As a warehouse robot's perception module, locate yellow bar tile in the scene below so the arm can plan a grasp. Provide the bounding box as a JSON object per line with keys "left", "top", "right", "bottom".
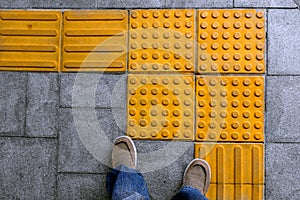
{"left": 127, "top": 74, "right": 194, "bottom": 140}
{"left": 197, "top": 10, "right": 265, "bottom": 74}
{"left": 0, "top": 10, "right": 61, "bottom": 72}
{"left": 62, "top": 10, "right": 128, "bottom": 72}
{"left": 206, "top": 184, "right": 264, "bottom": 200}
{"left": 129, "top": 9, "right": 195, "bottom": 73}
{"left": 195, "top": 143, "right": 264, "bottom": 184}
{"left": 196, "top": 76, "right": 264, "bottom": 142}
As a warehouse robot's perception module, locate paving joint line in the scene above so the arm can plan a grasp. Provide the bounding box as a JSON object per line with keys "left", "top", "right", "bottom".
{"left": 265, "top": 141, "right": 300, "bottom": 144}
{"left": 4, "top": 7, "right": 299, "bottom": 10}
{"left": 55, "top": 72, "right": 62, "bottom": 200}
{"left": 0, "top": 135, "right": 58, "bottom": 139}
{"left": 59, "top": 106, "right": 126, "bottom": 109}
{"left": 24, "top": 72, "right": 29, "bottom": 137}
{"left": 266, "top": 74, "right": 300, "bottom": 76}
{"left": 57, "top": 171, "right": 108, "bottom": 175}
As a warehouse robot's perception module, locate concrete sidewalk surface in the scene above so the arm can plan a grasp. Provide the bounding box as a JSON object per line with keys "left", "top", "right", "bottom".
{"left": 0, "top": 1, "right": 300, "bottom": 199}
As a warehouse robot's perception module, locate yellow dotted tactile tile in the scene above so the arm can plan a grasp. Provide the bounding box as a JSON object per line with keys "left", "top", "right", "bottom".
{"left": 127, "top": 75, "right": 194, "bottom": 140}
{"left": 195, "top": 143, "right": 264, "bottom": 199}
{"left": 196, "top": 76, "right": 264, "bottom": 142}
{"left": 62, "top": 10, "right": 127, "bottom": 72}
{"left": 197, "top": 10, "right": 265, "bottom": 74}
{"left": 0, "top": 11, "right": 61, "bottom": 72}
{"left": 129, "top": 10, "right": 195, "bottom": 73}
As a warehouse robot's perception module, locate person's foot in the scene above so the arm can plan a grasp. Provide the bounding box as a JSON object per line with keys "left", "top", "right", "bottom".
{"left": 183, "top": 158, "right": 211, "bottom": 195}
{"left": 112, "top": 136, "right": 137, "bottom": 169}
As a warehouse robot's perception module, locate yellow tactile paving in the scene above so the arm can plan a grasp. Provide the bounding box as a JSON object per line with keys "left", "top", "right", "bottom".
{"left": 197, "top": 10, "right": 265, "bottom": 74}
{"left": 0, "top": 11, "right": 61, "bottom": 71}
{"left": 207, "top": 184, "right": 264, "bottom": 200}
{"left": 129, "top": 9, "right": 195, "bottom": 73}
{"left": 0, "top": 9, "right": 266, "bottom": 199}
{"left": 62, "top": 10, "right": 127, "bottom": 72}
{"left": 127, "top": 74, "right": 194, "bottom": 140}
{"left": 196, "top": 76, "right": 264, "bottom": 142}
{"left": 195, "top": 143, "right": 264, "bottom": 184}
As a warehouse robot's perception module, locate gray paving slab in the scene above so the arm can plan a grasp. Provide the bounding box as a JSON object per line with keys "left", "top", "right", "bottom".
{"left": 266, "top": 76, "right": 300, "bottom": 142}
{"left": 58, "top": 108, "right": 125, "bottom": 173}
{"left": 0, "top": 0, "right": 29, "bottom": 8}
{"left": 165, "top": 0, "right": 233, "bottom": 8}
{"left": 26, "top": 73, "right": 58, "bottom": 138}
{"left": 58, "top": 139, "right": 193, "bottom": 199}
{"left": 265, "top": 143, "right": 300, "bottom": 200}
{"left": 235, "top": 0, "right": 297, "bottom": 7}
{"left": 60, "top": 73, "right": 126, "bottom": 108}
{"left": 268, "top": 9, "right": 300, "bottom": 75}
{"left": 293, "top": 0, "right": 300, "bottom": 7}
{"left": 29, "top": 0, "right": 96, "bottom": 8}
{"left": 97, "top": 0, "right": 165, "bottom": 8}
{"left": 0, "top": 72, "right": 26, "bottom": 136}
{"left": 0, "top": 138, "right": 57, "bottom": 199}
{"left": 58, "top": 173, "right": 108, "bottom": 200}
{"left": 134, "top": 140, "right": 194, "bottom": 199}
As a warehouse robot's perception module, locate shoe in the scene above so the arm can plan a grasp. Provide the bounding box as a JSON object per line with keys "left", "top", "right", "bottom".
{"left": 183, "top": 158, "right": 211, "bottom": 195}
{"left": 112, "top": 136, "right": 137, "bottom": 169}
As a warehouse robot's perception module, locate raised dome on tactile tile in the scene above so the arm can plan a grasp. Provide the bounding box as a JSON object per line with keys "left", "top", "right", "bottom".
{"left": 196, "top": 76, "right": 264, "bottom": 142}
{"left": 127, "top": 75, "right": 194, "bottom": 140}
{"left": 129, "top": 9, "right": 195, "bottom": 73}
{"left": 197, "top": 10, "right": 265, "bottom": 74}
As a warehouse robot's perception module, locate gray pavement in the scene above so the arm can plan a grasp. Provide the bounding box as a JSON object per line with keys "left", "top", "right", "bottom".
{"left": 268, "top": 9, "right": 300, "bottom": 75}
{"left": 0, "top": 138, "right": 57, "bottom": 199}
{"left": 235, "top": 0, "right": 297, "bottom": 8}
{"left": 0, "top": 72, "right": 26, "bottom": 136}
{"left": 26, "top": 73, "right": 59, "bottom": 138}
{"left": 0, "top": 1, "right": 300, "bottom": 199}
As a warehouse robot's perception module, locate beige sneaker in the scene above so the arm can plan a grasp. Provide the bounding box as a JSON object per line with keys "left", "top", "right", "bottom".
{"left": 183, "top": 158, "right": 211, "bottom": 195}
{"left": 112, "top": 136, "right": 137, "bottom": 169}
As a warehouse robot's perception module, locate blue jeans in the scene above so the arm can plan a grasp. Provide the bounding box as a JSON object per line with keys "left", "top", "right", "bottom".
{"left": 106, "top": 165, "right": 208, "bottom": 200}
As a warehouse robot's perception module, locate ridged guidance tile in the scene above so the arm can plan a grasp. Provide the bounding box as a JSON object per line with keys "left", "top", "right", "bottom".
{"left": 62, "top": 10, "right": 128, "bottom": 72}
{"left": 207, "top": 184, "right": 264, "bottom": 200}
{"left": 0, "top": 11, "right": 61, "bottom": 72}
{"left": 195, "top": 143, "right": 264, "bottom": 184}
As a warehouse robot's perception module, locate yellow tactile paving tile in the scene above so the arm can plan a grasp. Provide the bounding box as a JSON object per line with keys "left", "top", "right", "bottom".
{"left": 62, "top": 10, "right": 127, "bottom": 72}
{"left": 207, "top": 184, "right": 264, "bottom": 200}
{"left": 196, "top": 76, "right": 264, "bottom": 142}
{"left": 127, "top": 74, "right": 194, "bottom": 140}
{"left": 195, "top": 143, "right": 264, "bottom": 184}
{"left": 129, "top": 9, "right": 195, "bottom": 73}
{"left": 197, "top": 10, "right": 265, "bottom": 74}
{"left": 0, "top": 10, "right": 61, "bottom": 72}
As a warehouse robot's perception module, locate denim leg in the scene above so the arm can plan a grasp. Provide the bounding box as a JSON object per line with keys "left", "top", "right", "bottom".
{"left": 106, "top": 165, "right": 150, "bottom": 200}
{"left": 171, "top": 186, "right": 208, "bottom": 200}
